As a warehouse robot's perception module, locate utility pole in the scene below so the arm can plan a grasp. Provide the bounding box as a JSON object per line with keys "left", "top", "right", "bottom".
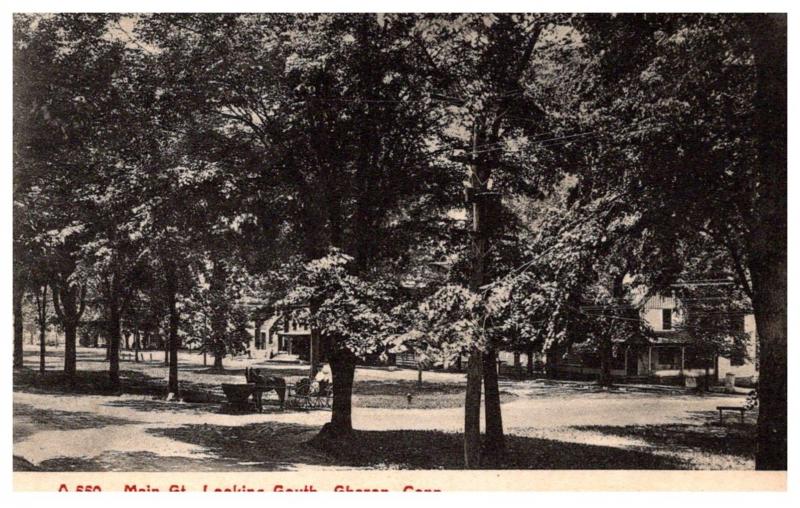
{"left": 463, "top": 127, "right": 503, "bottom": 467}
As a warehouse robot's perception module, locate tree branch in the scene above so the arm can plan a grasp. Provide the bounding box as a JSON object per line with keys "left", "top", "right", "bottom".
{"left": 77, "top": 285, "right": 88, "bottom": 320}
{"left": 51, "top": 283, "right": 65, "bottom": 322}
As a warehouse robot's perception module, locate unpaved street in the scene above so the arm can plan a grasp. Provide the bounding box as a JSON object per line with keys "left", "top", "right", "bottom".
{"left": 14, "top": 346, "right": 755, "bottom": 471}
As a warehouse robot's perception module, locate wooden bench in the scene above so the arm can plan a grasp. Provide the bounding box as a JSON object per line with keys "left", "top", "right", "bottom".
{"left": 717, "top": 405, "right": 747, "bottom": 423}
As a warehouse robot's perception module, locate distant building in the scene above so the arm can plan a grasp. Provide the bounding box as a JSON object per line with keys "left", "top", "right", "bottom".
{"left": 251, "top": 308, "right": 319, "bottom": 363}
{"left": 552, "top": 292, "right": 759, "bottom": 385}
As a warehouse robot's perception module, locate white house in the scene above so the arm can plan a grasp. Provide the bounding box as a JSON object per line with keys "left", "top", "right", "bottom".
{"left": 554, "top": 292, "right": 759, "bottom": 385}
{"left": 251, "top": 310, "right": 313, "bottom": 361}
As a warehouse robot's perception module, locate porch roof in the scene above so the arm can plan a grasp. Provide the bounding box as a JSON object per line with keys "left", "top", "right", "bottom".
{"left": 650, "top": 330, "right": 694, "bottom": 345}
{"left": 277, "top": 330, "right": 311, "bottom": 337}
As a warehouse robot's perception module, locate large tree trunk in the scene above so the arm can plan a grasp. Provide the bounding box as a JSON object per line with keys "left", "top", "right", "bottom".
{"left": 51, "top": 267, "right": 86, "bottom": 381}
{"left": 546, "top": 344, "right": 561, "bottom": 378}
{"left": 134, "top": 329, "right": 140, "bottom": 363}
{"left": 213, "top": 351, "right": 224, "bottom": 371}
{"left": 13, "top": 279, "right": 24, "bottom": 369}
{"left": 319, "top": 346, "right": 357, "bottom": 438}
{"left": 526, "top": 345, "right": 534, "bottom": 376}
{"left": 108, "top": 307, "right": 122, "bottom": 390}
{"left": 600, "top": 270, "right": 626, "bottom": 387}
{"left": 464, "top": 349, "right": 483, "bottom": 468}
{"left": 35, "top": 285, "right": 48, "bottom": 375}
{"left": 746, "top": 14, "right": 787, "bottom": 471}
{"left": 210, "top": 259, "right": 227, "bottom": 372}
{"left": 63, "top": 323, "right": 77, "bottom": 379}
{"left": 482, "top": 348, "right": 505, "bottom": 465}
{"left": 751, "top": 262, "right": 787, "bottom": 470}
{"left": 167, "top": 266, "right": 180, "bottom": 397}
{"left": 39, "top": 321, "right": 46, "bottom": 375}
{"left": 598, "top": 335, "right": 613, "bottom": 387}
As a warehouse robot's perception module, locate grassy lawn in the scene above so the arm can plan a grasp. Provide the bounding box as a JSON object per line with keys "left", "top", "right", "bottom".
{"left": 13, "top": 367, "right": 490, "bottom": 410}
{"left": 352, "top": 379, "right": 516, "bottom": 409}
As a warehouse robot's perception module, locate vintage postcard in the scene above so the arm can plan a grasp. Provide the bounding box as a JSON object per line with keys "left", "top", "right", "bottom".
{"left": 8, "top": 6, "right": 789, "bottom": 493}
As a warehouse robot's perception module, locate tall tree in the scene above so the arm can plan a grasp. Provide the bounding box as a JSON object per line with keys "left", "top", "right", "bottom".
{"left": 408, "top": 13, "right": 581, "bottom": 466}
{"left": 50, "top": 238, "right": 89, "bottom": 380}
{"left": 14, "top": 13, "right": 141, "bottom": 387}
{"left": 575, "top": 13, "right": 786, "bottom": 469}
{"left": 137, "top": 13, "right": 439, "bottom": 438}
{"left": 275, "top": 251, "right": 396, "bottom": 437}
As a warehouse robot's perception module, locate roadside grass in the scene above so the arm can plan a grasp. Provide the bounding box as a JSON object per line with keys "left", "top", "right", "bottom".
{"left": 353, "top": 379, "right": 465, "bottom": 395}
{"left": 14, "top": 368, "right": 173, "bottom": 397}
{"left": 352, "top": 379, "right": 518, "bottom": 409}
{"left": 353, "top": 392, "right": 516, "bottom": 410}
{"left": 13, "top": 366, "right": 490, "bottom": 410}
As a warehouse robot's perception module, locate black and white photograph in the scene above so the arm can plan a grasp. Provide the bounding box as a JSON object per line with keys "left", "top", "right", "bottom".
{"left": 8, "top": 5, "right": 789, "bottom": 490}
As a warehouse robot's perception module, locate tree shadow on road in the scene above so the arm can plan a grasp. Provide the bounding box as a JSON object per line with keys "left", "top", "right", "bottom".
{"left": 14, "top": 368, "right": 168, "bottom": 397}
{"left": 14, "top": 403, "right": 142, "bottom": 431}
{"left": 187, "top": 366, "right": 313, "bottom": 380}
{"left": 13, "top": 368, "right": 222, "bottom": 400}
{"left": 15, "top": 419, "right": 685, "bottom": 472}
{"left": 101, "top": 397, "right": 285, "bottom": 415}
{"left": 575, "top": 410, "right": 756, "bottom": 463}
{"left": 144, "top": 422, "right": 683, "bottom": 471}
{"left": 18, "top": 452, "right": 235, "bottom": 472}
{"left": 13, "top": 403, "right": 143, "bottom": 444}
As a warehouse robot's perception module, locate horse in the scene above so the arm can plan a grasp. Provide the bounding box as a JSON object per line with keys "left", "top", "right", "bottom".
{"left": 244, "top": 367, "right": 287, "bottom": 411}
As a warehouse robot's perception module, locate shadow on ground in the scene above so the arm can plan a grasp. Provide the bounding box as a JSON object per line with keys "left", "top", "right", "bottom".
{"left": 15, "top": 420, "right": 684, "bottom": 472}
{"left": 186, "top": 366, "right": 312, "bottom": 378}
{"left": 353, "top": 380, "right": 465, "bottom": 395}
{"left": 16, "top": 452, "right": 236, "bottom": 472}
{"left": 575, "top": 410, "right": 756, "bottom": 462}
{"left": 22, "top": 349, "right": 111, "bottom": 362}
{"left": 15, "top": 368, "right": 170, "bottom": 396}
{"left": 101, "top": 397, "right": 286, "bottom": 415}
{"left": 352, "top": 392, "right": 516, "bottom": 410}
{"left": 145, "top": 422, "right": 682, "bottom": 471}
{"left": 13, "top": 403, "right": 142, "bottom": 443}
{"left": 14, "top": 367, "right": 496, "bottom": 408}
{"left": 13, "top": 368, "right": 221, "bottom": 400}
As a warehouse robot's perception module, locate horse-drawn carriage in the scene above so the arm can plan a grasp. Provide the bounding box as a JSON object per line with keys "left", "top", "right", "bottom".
{"left": 220, "top": 368, "right": 331, "bottom": 413}
{"left": 285, "top": 377, "right": 333, "bottom": 409}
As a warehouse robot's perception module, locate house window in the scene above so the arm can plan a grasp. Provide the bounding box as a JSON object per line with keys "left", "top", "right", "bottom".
{"left": 260, "top": 332, "right": 267, "bottom": 349}
{"left": 658, "top": 348, "right": 679, "bottom": 370}
{"left": 662, "top": 309, "right": 672, "bottom": 330}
